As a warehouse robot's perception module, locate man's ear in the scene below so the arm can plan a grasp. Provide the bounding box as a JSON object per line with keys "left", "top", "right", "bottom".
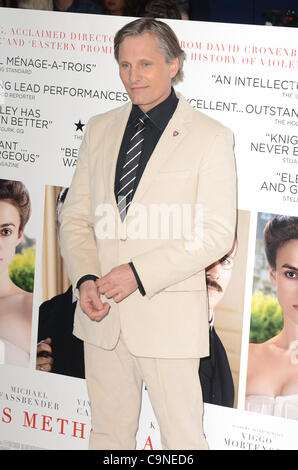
{"left": 169, "top": 57, "right": 179, "bottom": 79}
{"left": 269, "top": 266, "right": 277, "bottom": 286}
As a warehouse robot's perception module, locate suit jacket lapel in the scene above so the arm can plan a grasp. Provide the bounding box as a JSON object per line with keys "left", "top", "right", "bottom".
{"left": 102, "top": 102, "right": 132, "bottom": 210}
{"left": 101, "top": 94, "right": 193, "bottom": 213}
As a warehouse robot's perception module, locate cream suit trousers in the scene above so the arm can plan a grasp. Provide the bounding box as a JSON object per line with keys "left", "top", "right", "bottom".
{"left": 84, "top": 333, "right": 209, "bottom": 450}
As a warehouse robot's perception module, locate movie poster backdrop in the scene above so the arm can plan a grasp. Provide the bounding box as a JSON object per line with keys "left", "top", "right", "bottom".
{"left": 0, "top": 8, "right": 297, "bottom": 450}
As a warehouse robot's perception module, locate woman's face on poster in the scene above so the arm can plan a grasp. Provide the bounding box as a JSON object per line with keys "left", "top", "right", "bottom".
{"left": 270, "top": 238, "right": 298, "bottom": 323}
{"left": 0, "top": 200, "right": 22, "bottom": 274}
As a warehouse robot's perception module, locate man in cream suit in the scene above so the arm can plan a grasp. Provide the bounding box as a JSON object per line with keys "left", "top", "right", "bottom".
{"left": 60, "top": 18, "right": 237, "bottom": 450}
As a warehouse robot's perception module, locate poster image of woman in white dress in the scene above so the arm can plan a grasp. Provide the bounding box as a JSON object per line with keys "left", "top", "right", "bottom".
{"left": 246, "top": 214, "right": 298, "bottom": 421}
{"left": 0, "top": 179, "right": 34, "bottom": 368}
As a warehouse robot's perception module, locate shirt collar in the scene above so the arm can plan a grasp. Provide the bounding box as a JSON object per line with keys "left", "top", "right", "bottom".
{"left": 128, "top": 88, "right": 178, "bottom": 131}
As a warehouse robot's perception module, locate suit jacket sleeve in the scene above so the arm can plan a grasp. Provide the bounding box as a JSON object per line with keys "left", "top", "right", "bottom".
{"left": 131, "top": 127, "right": 237, "bottom": 299}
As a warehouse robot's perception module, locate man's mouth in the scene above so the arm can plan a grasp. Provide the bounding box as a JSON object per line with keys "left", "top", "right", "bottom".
{"left": 130, "top": 85, "right": 148, "bottom": 91}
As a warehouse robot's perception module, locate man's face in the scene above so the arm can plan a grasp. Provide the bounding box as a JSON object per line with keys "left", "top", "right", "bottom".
{"left": 118, "top": 32, "right": 179, "bottom": 113}
{"left": 206, "top": 244, "right": 237, "bottom": 310}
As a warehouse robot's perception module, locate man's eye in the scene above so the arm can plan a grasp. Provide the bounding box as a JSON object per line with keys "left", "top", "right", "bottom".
{"left": 219, "top": 256, "right": 234, "bottom": 270}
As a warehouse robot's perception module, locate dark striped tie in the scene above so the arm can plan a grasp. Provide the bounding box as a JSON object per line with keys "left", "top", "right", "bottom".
{"left": 117, "top": 116, "right": 147, "bottom": 221}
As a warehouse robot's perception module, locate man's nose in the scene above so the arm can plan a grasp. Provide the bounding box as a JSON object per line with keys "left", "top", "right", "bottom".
{"left": 207, "top": 265, "right": 221, "bottom": 280}
{"left": 129, "top": 66, "right": 141, "bottom": 83}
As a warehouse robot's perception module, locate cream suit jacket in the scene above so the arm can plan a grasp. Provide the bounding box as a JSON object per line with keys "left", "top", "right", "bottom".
{"left": 59, "top": 92, "right": 237, "bottom": 359}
